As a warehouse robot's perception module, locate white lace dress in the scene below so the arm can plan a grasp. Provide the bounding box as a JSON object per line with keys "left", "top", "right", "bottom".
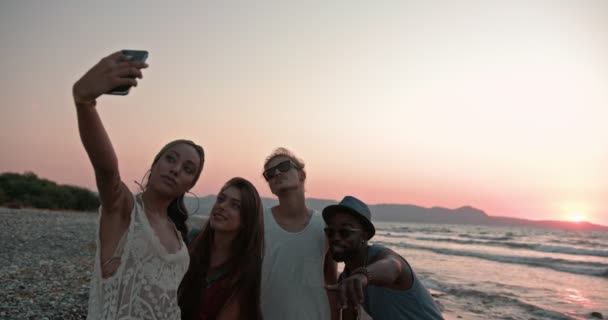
{"left": 87, "top": 195, "right": 190, "bottom": 320}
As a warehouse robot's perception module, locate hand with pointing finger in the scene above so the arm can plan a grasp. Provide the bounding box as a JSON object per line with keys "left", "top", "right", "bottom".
{"left": 325, "top": 273, "right": 369, "bottom": 310}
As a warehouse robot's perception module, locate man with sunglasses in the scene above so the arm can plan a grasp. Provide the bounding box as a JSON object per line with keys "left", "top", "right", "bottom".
{"left": 260, "top": 148, "right": 338, "bottom": 320}
{"left": 324, "top": 196, "right": 443, "bottom": 320}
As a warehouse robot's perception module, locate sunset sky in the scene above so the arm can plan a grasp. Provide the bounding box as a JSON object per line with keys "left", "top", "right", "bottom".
{"left": 1, "top": 1, "right": 606, "bottom": 225}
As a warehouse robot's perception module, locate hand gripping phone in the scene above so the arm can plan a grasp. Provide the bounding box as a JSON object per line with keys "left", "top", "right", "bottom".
{"left": 108, "top": 50, "right": 149, "bottom": 95}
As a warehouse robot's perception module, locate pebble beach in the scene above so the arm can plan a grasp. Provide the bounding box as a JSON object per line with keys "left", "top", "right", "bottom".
{"left": 1, "top": 208, "right": 96, "bottom": 319}
{"left": 1, "top": 208, "right": 457, "bottom": 320}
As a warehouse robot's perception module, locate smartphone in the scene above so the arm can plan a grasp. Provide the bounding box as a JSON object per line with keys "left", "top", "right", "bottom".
{"left": 107, "top": 50, "right": 149, "bottom": 95}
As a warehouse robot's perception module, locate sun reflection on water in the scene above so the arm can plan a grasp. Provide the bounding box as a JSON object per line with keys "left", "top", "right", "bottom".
{"left": 564, "top": 288, "right": 591, "bottom": 307}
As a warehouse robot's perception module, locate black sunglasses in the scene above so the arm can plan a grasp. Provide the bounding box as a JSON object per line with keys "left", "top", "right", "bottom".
{"left": 324, "top": 227, "right": 362, "bottom": 239}
{"left": 263, "top": 160, "right": 297, "bottom": 181}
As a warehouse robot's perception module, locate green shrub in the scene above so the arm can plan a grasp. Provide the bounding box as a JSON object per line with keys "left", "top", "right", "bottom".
{"left": 0, "top": 172, "right": 99, "bottom": 211}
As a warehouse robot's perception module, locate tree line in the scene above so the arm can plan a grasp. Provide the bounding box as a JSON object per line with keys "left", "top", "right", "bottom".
{"left": 0, "top": 172, "right": 99, "bottom": 211}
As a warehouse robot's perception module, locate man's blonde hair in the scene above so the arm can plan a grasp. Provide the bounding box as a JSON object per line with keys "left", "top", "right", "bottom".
{"left": 264, "top": 147, "right": 306, "bottom": 181}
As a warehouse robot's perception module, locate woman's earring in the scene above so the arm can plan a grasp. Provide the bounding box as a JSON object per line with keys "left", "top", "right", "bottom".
{"left": 187, "top": 190, "right": 200, "bottom": 215}
{"left": 134, "top": 170, "right": 151, "bottom": 192}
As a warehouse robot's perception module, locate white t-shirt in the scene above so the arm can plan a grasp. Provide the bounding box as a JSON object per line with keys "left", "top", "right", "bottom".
{"left": 261, "top": 207, "right": 331, "bottom": 320}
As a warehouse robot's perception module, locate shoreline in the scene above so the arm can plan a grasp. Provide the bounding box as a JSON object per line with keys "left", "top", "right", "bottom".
{"left": 1, "top": 208, "right": 463, "bottom": 319}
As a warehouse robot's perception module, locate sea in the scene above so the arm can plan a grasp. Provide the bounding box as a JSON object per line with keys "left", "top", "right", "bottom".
{"left": 371, "top": 222, "right": 608, "bottom": 319}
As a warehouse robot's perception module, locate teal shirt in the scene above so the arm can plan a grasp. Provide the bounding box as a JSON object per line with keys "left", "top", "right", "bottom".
{"left": 340, "top": 244, "right": 444, "bottom": 320}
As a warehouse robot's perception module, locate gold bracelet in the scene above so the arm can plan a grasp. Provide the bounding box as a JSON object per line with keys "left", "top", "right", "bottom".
{"left": 74, "top": 98, "right": 97, "bottom": 108}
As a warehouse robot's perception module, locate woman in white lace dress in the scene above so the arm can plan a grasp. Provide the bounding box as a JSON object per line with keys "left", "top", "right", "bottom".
{"left": 72, "top": 51, "right": 205, "bottom": 320}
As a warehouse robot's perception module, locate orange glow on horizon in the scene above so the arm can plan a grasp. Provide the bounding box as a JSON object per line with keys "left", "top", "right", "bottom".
{"left": 567, "top": 212, "right": 587, "bottom": 223}
{"left": 1, "top": 1, "right": 607, "bottom": 226}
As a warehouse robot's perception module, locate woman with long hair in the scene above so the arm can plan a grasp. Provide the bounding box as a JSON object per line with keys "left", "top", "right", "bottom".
{"left": 73, "top": 51, "right": 205, "bottom": 320}
{"left": 179, "top": 177, "right": 264, "bottom": 320}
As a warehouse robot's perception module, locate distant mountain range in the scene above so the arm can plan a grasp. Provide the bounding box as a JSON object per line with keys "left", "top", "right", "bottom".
{"left": 185, "top": 196, "right": 608, "bottom": 231}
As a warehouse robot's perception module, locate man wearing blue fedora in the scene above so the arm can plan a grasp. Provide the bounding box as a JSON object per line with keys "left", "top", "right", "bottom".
{"left": 323, "top": 196, "right": 443, "bottom": 320}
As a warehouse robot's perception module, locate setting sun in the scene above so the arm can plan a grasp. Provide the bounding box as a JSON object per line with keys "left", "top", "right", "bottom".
{"left": 568, "top": 212, "right": 587, "bottom": 223}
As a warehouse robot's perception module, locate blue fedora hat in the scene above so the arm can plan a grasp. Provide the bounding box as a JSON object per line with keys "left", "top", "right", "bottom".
{"left": 322, "top": 196, "right": 375, "bottom": 239}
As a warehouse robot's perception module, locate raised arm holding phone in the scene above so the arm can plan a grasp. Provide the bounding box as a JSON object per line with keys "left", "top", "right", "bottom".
{"left": 73, "top": 51, "right": 205, "bottom": 320}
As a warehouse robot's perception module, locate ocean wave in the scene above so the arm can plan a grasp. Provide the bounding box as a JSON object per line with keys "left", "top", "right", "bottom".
{"left": 383, "top": 226, "right": 413, "bottom": 233}
{"left": 551, "top": 238, "right": 608, "bottom": 249}
{"left": 534, "top": 244, "right": 608, "bottom": 258}
{"left": 382, "top": 226, "right": 453, "bottom": 234}
{"left": 412, "top": 236, "right": 608, "bottom": 258}
{"left": 381, "top": 241, "right": 608, "bottom": 278}
{"left": 435, "top": 286, "right": 578, "bottom": 320}
{"left": 458, "top": 233, "right": 514, "bottom": 241}
{"left": 378, "top": 232, "right": 411, "bottom": 239}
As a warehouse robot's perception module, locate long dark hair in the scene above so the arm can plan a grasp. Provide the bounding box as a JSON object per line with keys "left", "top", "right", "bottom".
{"left": 167, "top": 195, "right": 190, "bottom": 243}
{"left": 149, "top": 139, "right": 205, "bottom": 244}
{"left": 178, "top": 177, "right": 264, "bottom": 320}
